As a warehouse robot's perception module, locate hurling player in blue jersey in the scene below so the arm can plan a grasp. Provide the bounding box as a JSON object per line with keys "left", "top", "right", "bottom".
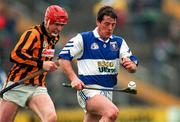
{"left": 58, "top": 6, "right": 138, "bottom": 122}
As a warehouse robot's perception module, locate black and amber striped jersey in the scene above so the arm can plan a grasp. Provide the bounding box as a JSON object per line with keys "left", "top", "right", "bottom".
{"left": 7, "top": 22, "right": 59, "bottom": 86}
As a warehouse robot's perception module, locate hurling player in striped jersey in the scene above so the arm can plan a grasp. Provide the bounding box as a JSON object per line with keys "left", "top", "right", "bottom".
{"left": 0, "top": 5, "right": 68, "bottom": 122}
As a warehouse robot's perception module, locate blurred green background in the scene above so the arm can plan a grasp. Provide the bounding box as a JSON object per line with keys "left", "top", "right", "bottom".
{"left": 0, "top": 0, "right": 180, "bottom": 122}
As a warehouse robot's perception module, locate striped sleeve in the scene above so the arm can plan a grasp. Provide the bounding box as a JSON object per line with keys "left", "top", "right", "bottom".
{"left": 10, "top": 30, "right": 43, "bottom": 68}
{"left": 59, "top": 34, "right": 83, "bottom": 60}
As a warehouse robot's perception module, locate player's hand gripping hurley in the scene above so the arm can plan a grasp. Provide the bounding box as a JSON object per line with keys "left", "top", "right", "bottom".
{"left": 62, "top": 83, "right": 137, "bottom": 95}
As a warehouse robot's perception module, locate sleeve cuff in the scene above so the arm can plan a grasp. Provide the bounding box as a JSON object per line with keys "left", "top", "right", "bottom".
{"left": 58, "top": 54, "right": 73, "bottom": 61}
{"left": 130, "top": 55, "right": 139, "bottom": 66}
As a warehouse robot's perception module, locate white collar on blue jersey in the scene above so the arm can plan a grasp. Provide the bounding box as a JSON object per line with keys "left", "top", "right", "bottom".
{"left": 93, "top": 27, "right": 113, "bottom": 43}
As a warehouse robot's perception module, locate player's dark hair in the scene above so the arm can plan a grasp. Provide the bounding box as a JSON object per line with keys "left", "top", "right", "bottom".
{"left": 97, "top": 6, "right": 118, "bottom": 22}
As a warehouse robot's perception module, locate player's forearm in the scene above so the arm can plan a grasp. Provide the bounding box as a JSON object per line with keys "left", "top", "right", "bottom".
{"left": 58, "top": 59, "right": 78, "bottom": 81}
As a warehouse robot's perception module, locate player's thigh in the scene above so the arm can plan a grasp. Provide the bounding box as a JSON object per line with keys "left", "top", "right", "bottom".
{"left": 28, "top": 94, "right": 56, "bottom": 118}
{"left": 0, "top": 99, "right": 19, "bottom": 121}
{"left": 86, "top": 94, "right": 118, "bottom": 116}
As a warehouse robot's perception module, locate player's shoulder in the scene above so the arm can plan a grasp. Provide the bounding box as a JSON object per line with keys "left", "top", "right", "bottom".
{"left": 112, "top": 35, "right": 124, "bottom": 42}
{"left": 80, "top": 31, "right": 93, "bottom": 36}
{"left": 24, "top": 24, "right": 41, "bottom": 36}
{"left": 79, "top": 31, "right": 94, "bottom": 41}
{"left": 19, "top": 24, "right": 42, "bottom": 41}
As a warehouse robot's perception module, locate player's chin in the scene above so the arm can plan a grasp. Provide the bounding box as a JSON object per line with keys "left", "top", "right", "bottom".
{"left": 53, "top": 30, "right": 60, "bottom": 35}
{"left": 51, "top": 32, "right": 59, "bottom": 37}
{"left": 106, "top": 34, "right": 111, "bottom": 38}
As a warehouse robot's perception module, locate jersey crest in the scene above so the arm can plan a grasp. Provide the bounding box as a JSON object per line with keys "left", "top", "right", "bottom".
{"left": 90, "top": 42, "right": 99, "bottom": 50}
{"left": 110, "top": 41, "right": 118, "bottom": 51}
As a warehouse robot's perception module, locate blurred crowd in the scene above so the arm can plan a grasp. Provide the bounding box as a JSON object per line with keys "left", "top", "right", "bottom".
{"left": 0, "top": 0, "right": 180, "bottom": 107}
{"left": 0, "top": 2, "right": 18, "bottom": 71}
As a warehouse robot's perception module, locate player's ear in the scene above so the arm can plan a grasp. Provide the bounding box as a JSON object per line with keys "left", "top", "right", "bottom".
{"left": 96, "top": 20, "right": 100, "bottom": 26}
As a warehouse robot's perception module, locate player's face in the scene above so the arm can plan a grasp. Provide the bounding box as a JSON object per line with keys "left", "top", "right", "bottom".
{"left": 97, "top": 15, "right": 116, "bottom": 40}
{"left": 48, "top": 22, "right": 65, "bottom": 37}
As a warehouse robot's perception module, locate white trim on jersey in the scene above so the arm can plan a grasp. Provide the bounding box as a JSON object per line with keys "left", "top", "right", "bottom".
{"left": 60, "top": 33, "right": 84, "bottom": 59}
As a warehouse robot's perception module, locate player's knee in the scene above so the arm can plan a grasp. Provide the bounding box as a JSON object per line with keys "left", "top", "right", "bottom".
{"left": 104, "top": 107, "right": 119, "bottom": 120}
{"left": 45, "top": 112, "right": 57, "bottom": 122}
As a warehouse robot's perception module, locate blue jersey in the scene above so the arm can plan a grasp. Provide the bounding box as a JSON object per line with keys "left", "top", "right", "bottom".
{"left": 59, "top": 28, "right": 138, "bottom": 87}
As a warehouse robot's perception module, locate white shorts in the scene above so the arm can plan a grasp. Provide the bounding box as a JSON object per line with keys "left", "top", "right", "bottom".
{"left": 77, "top": 84, "right": 113, "bottom": 112}
{"left": 2, "top": 81, "right": 49, "bottom": 107}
